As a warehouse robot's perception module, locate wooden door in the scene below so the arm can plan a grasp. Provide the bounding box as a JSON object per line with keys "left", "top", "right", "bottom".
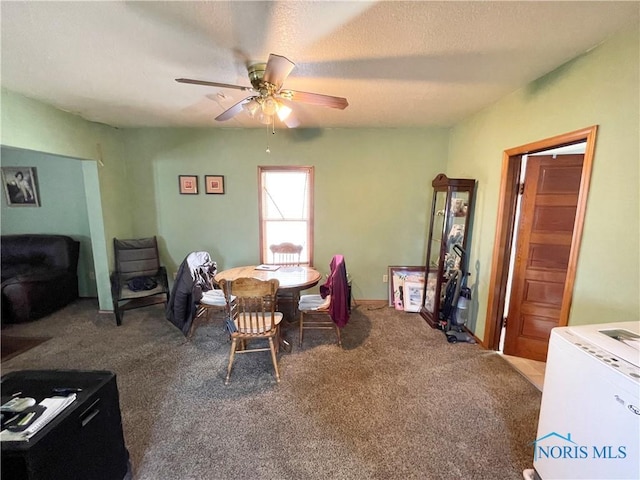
{"left": 503, "top": 154, "right": 584, "bottom": 361}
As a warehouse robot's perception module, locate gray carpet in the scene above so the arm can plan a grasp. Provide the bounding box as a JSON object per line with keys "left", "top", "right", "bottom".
{"left": 1, "top": 299, "right": 541, "bottom": 479}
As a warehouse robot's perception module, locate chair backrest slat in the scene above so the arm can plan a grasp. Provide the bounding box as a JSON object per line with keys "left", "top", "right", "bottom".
{"left": 220, "top": 277, "right": 279, "bottom": 335}
{"left": 269, "top": 243, "right": 303, "bottom": 266}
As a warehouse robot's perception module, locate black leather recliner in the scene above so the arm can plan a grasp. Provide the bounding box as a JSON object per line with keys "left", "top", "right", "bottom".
{"left": 1, "top": 234, "right": 80, "bottom": 323}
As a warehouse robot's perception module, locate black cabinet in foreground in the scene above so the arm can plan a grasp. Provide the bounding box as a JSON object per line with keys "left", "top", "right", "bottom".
{"left": 1, "top": 370, "right": 130, "bottom": 480}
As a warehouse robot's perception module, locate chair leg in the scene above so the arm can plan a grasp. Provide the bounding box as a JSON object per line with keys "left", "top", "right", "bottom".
{"left": 187, "top": 316, "right": 202, "bottom": 341}
{"left": 335, "top": 325, "right": 342, "bottom": 347}
{"left": 291, "top": 291, "right": 300, "bottom": 323}
{"left": 225, "top": 338, "right": 238, "bottom": 385}
{"left": 299, "top": 312, "right": 304, "bottom": 347}
{"left": 189, "top": 305, "right": 221, "bottom": 341}
{"left": 113, "top": 302, "right": 122, "bottom": 326}
{"left": 268, "top": 337, "right": 281, "bottom": 383}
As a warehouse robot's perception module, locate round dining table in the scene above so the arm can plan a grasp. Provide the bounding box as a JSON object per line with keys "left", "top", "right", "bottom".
{"left": 214, "top": 265, "right": 322, "bottom": 352}
{"left": 213, "top": 265, "right": 322, "bottom": 293}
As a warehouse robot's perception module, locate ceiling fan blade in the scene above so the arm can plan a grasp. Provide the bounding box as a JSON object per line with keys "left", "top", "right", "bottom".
{"left": 263, "top": 54, "right": 295, "bottom": 89}
{"left": 176, "top": 78, "right": 253, "bottom": 92}
{"left": 215, "top": 96, "right": 254, "bottom": 122}
{"left": 281, "top": 89, "right": 349, "bottom": 110}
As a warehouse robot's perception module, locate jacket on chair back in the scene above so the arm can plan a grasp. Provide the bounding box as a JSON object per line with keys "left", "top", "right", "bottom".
{"left": 320, "top": 254, "right": 350, "bottom": 328}
{"left": 166, "top": 252, "right": 216, "bottom": 336}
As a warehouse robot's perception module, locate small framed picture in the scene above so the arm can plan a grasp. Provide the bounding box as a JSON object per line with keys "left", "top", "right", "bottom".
{"left": 205, "top": 175, "right": 225, "bottom": 195}
{"left": 388, "top": 266, "right": 426, "bottom": 310}
{"left": 179, "top": 175, "right": 198, "bottom": 195}
{"left": 403, "top": 279, "right": 426, "bottom": 313}
{"left": 2, "top": 166, "right": 40, "bottom": 207}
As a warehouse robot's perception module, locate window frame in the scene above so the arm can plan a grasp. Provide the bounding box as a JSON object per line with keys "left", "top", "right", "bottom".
{"left": 258, "top": 166, "right": 314, "bottom": 266}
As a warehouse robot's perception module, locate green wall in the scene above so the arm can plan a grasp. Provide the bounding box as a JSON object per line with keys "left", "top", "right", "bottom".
{"left": 1, "top": 90, "right": 449, "bottom": 304}
{"left": 1, "top": 89, "right": 131, "bottom": 310}
{"left": 121, "top": 127, "right": 449, "bottom": 300}
{"left": 0, "top": 146, "right": 96, "bottom": 297}
{"left": 2, "top": 24, "right": 638, "bottom": 331}
{"left": 447, "top": 25, "right": 640, "bottom": 341}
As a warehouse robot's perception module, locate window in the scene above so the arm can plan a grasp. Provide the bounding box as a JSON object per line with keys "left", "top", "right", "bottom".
{"left": 259, "top": 166, "right": 314, "bottom": 265}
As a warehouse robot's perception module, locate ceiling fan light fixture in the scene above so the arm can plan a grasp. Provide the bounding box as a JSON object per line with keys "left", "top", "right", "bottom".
{"left": 261, "top": 96, "right": 278, "bottom": 116}
{"left": 257, "top": 111, "right": 272, "bottom": 125}
{"left": 276, "top": 103, "right": 292, "bottom": 121}
{"left": 178, "top": 53, "right": 349, "bottom": 128}
{"left": 242, "top": 98, "right": 260, "bottom": 118}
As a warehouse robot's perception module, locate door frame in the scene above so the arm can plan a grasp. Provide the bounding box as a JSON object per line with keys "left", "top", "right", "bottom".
{"left": 484, "top": 126, "right": 598, "bottom": 350}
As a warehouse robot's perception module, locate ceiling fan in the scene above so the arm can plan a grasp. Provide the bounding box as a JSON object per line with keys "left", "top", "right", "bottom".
{"left": 176, "top": 53, "right": 348, "bottom": 128}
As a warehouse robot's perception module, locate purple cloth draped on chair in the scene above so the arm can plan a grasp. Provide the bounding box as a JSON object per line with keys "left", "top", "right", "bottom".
{"left": 319, "top": 254, "right": 350, "bottom": 328}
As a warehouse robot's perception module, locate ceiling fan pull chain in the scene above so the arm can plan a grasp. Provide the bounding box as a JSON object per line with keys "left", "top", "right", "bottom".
{"left": 265, "top": 123, "right": 271, "bottom": 154}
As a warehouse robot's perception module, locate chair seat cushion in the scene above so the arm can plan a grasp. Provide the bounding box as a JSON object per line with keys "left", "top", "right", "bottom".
{"left": 200, "top": 289, "right": 235, "bottom": 306}
{"left": 299, "top": 294, "right": 330, "bottom": 311}
{"left": 235, "top": 312, "right": 283, "bottom": 334}
{"left": 127, "top": 276, "right": 158, "bottom": 291}
{"left": 119, "top": 283, "right": 167, "bottom": 300}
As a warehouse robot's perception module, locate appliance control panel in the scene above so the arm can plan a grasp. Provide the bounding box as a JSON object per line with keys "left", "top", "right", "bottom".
{"left": 562, "top": 330, "right": 640, "bottom": 383}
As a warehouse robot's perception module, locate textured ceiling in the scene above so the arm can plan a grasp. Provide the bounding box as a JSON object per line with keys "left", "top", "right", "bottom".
{"left": 1, "top": 1, "right": 638, "bottom": 129}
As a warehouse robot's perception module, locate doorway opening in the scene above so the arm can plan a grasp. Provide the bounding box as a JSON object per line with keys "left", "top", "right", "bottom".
{"left": 498, "top": 142, "right": 587, "bottom": 354}
{"left": 485, "top": 126, "right": 598, "bottom": 361}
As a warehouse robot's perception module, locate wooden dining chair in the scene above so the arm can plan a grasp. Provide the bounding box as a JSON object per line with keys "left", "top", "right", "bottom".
{"left": 190, "top": 289, "right": 230, "bottom": 340}
{"left": 298, "top": 255, "right": 350, "bottom": 348}
{"left": 219, "top": 277, "right": 283, "bottom": 384}
{"left": 268, "top": 242, "right": 304, "bottom": 319}
{"left": 269, "top": 242, "right": 303, "bottom": 265}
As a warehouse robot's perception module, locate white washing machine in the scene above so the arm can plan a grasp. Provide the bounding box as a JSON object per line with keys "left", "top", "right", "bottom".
{"left": 530, "top": 321, "right": 640, "bottom": 480}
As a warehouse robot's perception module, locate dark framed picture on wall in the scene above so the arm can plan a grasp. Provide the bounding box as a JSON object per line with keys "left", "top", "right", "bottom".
{"left": 205, "top": 175, "right": 225, "bottom": 194}
{"left": 1, "top": 166, "right": 40, "bottom": 207}
{"left": 179, "top": 175, "right": 198, "bottom": 195}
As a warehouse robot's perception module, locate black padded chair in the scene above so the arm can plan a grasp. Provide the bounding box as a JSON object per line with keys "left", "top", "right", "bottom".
{"left": 110, "top": 236, "right": 169, "bottom": 326}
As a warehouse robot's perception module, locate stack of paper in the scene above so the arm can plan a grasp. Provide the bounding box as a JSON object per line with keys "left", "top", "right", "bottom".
{"left": 0, "top": 394, "right": 76, "bottom": 442}
{"left": 255, "top": 264, "right": 280, "bottom": 271}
